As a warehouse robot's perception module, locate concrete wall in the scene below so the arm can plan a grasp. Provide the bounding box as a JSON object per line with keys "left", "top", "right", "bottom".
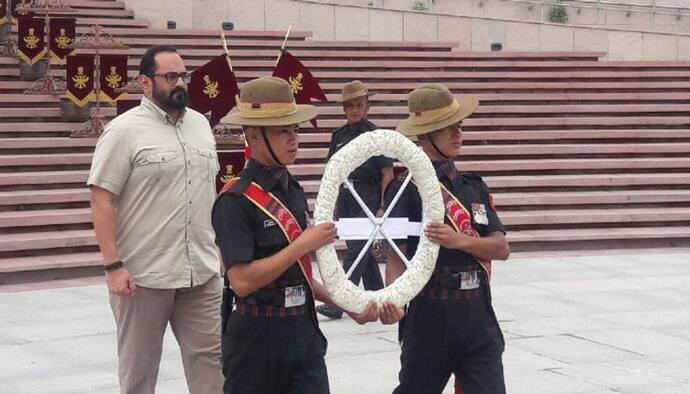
{"left": 304, "top": 0, "right": 690, "bottom": 33}
{"left": 122, "top": 0, "right": 690, "bottom": 60}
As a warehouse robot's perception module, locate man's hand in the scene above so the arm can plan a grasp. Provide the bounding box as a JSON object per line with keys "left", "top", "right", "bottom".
{"left": 346, "top": 300, "right": 379, "bottom": 325}
{"left": 424, "top": 222, "right": 468, "bottom": 250}
{"left": 297, "top": 222, "right": 337, "bottom": 253}
{"left": 379, "top": 301, "right": 405, "bottom": 325}
{"left": 376, "top": 207, "right": 385, "bottom": 218}
{"left": 106, "top": 268, "right": 136, "bottom": 296}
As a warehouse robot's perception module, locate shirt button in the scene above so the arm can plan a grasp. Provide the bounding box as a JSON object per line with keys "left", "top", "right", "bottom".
{"left": 188, "top": 180, "right": 191, "bottom": 185}
{"left": 189, "top": 201, "right": 192, "bottom": 204}
{"left": 187, "top": 160, "right": 191, "bottom": 165}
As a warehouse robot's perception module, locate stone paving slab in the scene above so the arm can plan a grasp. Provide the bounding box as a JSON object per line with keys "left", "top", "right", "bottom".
{"left": 1, "top": 251, "right": 690, "bottom": 394}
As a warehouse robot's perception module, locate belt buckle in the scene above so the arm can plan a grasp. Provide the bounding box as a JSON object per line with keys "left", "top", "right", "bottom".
{"left": 459, "top": 271, "right": 481, "bottom": 290}
{"left": 284, "top": 285, "right": 306, "bottom": 308}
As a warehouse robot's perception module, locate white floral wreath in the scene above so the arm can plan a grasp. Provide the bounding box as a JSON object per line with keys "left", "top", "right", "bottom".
{"left": 313, "top": 129, "right": 444, "bottom": 313}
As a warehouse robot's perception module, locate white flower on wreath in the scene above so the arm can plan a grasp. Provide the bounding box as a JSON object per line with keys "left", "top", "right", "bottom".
{"left": 313, "top": 129, "right": 444, "bottom": 313}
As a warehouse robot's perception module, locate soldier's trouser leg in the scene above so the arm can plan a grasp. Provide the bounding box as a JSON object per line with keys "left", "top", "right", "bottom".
{"left": 452, "top": 294, "right": 506, "bottom": 394}
{"left": 393, "top": 299, "right": 453, "bottom": 394}
{"left": 342, "top": 240, "right": 384, "bottom": 290}
{"left": 222, "top": 312, "right": 329, "bottom": 394}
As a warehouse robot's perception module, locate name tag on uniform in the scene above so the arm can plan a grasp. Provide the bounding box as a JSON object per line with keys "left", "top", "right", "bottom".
{"left": 459, "top": 271, "right": 481, "bottom": 290}
{"left": 472, "top": 203, "right": 488, "bottom": 225}
{"left": 263, "top": 219, "right": 277, "bottom": 228}
{"left": 284, "top": 285, "right": 306, "bottom": 308}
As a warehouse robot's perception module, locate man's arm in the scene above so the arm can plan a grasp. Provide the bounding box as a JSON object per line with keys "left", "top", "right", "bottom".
{"left": 227, "top": 223, "right": 336, "bottom": 297}
{"left": 379, "top": 166, "right": 394, "bottom": 210}
{"left": 311, "top": 278, "right": 379, "bottom": 324}
{"left": 90, "top": 186, "right": 136, "bottom": 296}
{"left": 424, "top": 225, "right": 510, "bottom": 261}
{"left": 380, "top": 244, "right": 407, "bottom": 324}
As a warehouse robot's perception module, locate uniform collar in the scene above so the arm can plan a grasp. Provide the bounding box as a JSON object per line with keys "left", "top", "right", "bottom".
{"left": 245, "top": 159, "right": 289, "bottom": 192}
{"left": 140, "top": 96, "right": 187, "bottom": 126}
{"left": 433, "top": 160, "right": 460, "bottom": 183}
{"left": 344, "top": 118, "right": 373, "bottom": 134}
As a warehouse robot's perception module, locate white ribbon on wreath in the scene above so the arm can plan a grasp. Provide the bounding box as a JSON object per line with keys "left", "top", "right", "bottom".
{"left": 313, "top": 129, "right": 444, "bottom": 313}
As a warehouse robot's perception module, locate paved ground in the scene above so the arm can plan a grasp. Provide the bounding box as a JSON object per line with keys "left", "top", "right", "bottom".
{"left": 2, "top": 251, "right": 690, "bottom": 394}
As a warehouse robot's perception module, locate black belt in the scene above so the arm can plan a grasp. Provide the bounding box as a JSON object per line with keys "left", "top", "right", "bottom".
{"left": 236, "top": 284, "right": 307, "bottom": 308}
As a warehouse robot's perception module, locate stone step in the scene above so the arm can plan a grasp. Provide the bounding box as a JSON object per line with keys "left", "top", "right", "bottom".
{"left": 508, "top": 226, "right": 690, "bottom": 243}
{"left": 0, "top": 230, "right": 96, "bottom": 253}
{"left": 0, "top": 207, "right": 91, "bottom": 228}
{"left": 4, "top": 80, "right": 690, "bottom": 94}
{"left": 4, "top": 205, "right": 690, "bottom": 230}
{"left": 2, "top": 143, "right": 689, "bottom": 169}
{"left": 4, "top": 186, "right": 690, "bottom": 209}
{"left": 0, "top": 188, "right": 90, "bottom": 206}
{"left": 0, "top": 252, "right": 102, "bottom": 273}
{"left": 5, "top": 133, "right": 690, "bottom": 153}
{"left": 8, "top": 65, "right": 690, "bottom": 82}
{"left": 7, "top": 171, "right": 688, "bottom": 191}
{"left": 2, "top": 92, "right": 690, "bottom": 107}
{"left": 288, "top": 157, "right": 690, "bottom": 177}
{"left": 0, "top": 170, "right": 88, "bottom": 187}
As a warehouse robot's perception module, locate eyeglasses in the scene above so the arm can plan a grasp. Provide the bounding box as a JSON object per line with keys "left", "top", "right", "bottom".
{"left": 147, "top": 72, "right": 191, "bottom": 84}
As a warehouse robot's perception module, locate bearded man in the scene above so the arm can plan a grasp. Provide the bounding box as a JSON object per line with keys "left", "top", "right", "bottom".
{"left": 88, "top": 45, "right": 224, "bottom": 394}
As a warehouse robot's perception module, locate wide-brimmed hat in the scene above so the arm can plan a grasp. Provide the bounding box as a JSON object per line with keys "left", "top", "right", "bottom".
{"left": 396, "top": 83, "right": 478, "bottom": 137}
{"left": 339, "top": 80, "right": 375, "bottom": 103}
{"left": 221, "top": 76, "right": 318, "bottom": 126}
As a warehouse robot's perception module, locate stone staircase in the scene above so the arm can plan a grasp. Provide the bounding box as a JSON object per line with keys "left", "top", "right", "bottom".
{"left": 1, "top": 0, "right": 689, "bottom": 285}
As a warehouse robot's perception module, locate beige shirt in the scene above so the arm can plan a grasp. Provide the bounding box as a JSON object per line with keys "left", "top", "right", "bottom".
{"left": 87, "top": 96, "right": 221, "bottom": 289}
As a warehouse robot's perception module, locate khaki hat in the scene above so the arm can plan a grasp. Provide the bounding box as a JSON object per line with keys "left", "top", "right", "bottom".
{"left": 221, "top": 76, "right": 318, "bottom": 126}
{"left": 396, "top": 83, "right": 478, "bottom": 137}
{"left": 339, "top": 80, "right": 374, "bottom": 103}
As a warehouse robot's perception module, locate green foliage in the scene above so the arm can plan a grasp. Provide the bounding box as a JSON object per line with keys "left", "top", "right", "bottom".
{"left": 548, "top": 5, "right": 569, "bottom": 24}
{"left": 413, "top": 0, "right": 429, "bottom": 11}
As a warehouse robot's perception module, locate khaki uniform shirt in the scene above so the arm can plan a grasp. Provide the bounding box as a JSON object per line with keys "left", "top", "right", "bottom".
{"left": 87, "top": 96, "right": 221, "bottom": 289}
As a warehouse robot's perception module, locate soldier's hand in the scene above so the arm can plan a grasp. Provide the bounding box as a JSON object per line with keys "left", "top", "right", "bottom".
{"left": 346, "top": 300, "right": 379, "bottom": 325}
{"left": 106, "top": 268, "right": 136, "bottom": 296}
{"left": 379, "top": 301, "right": 405, "bottom": 325}
{"left": 424, "top": 222, "right": 467, "bottom": 250}
{"left": 299, "top": 222, "right": 337, "bottom": 252}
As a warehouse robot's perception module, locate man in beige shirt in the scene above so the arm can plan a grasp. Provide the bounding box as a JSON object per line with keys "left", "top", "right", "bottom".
{"left": 88, "top": 45, "right": 223, "bottom": 394}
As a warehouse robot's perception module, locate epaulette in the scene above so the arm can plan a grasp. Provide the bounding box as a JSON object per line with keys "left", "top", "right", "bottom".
{"left": 217, "top": 175, "right": 250, "bottom": 197}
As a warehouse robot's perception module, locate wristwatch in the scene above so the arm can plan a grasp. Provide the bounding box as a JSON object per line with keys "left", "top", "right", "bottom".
{"left": 103, "top": 260, "right": 124, "bottom": 272}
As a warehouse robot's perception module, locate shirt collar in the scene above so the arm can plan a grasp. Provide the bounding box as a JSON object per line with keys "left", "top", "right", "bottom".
{"left": 140, "top": 96, "right": 187, "bottom": 126}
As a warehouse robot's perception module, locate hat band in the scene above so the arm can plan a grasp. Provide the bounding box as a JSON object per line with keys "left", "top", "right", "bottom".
{"left": 342, "top": 89, "right": 368, "bottom": 102}
{"left": 409, "top": 99, "right": 460, "bottom": 126}
{"left": 238, "top": 100, "right": 298, "bottom": 119}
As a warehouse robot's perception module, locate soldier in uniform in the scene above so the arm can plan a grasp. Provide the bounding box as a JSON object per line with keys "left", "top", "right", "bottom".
{"left": 379, "top": 83, "right": 511, "bottom": 394}
{"left": 316, "top": 80, "right": 394, "bottom": 320}
{"left": 212, "top": 77, "right": 377, "bottom": 394}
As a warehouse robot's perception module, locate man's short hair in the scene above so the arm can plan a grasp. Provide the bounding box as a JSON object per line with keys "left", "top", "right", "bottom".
{"left": 139, "top": 45, "right": 178, "bottom": 76}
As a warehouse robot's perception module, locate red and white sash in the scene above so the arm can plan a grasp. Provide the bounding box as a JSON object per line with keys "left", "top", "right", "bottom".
{"left": 220, "top": 179, "right": 314, "bottom": 290}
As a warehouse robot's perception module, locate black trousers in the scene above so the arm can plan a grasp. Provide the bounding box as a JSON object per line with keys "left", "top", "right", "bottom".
{"left": 221, "top": 308, "right": 329, "bottom": 394}
{"left": 393, "top": 287, "right": 506, "bottom": 394}
{"left": 337, "top": 181, "right": 384, "bottom": 291}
